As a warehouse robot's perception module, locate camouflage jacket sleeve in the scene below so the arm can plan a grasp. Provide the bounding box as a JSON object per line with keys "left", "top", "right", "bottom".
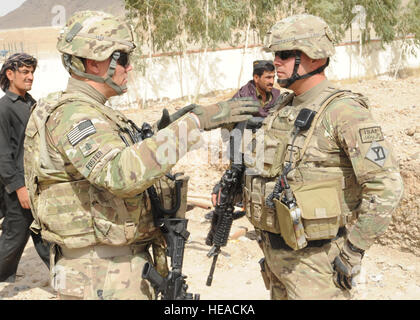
{"left": 323, "top": 99, "right": 404, "bottom": 251}
{"left": 47, "top": 102, "right": 202, "bottom": 198}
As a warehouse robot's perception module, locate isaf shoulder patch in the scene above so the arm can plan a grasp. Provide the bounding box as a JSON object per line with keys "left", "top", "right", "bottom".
{"left": 359, "top": 126, "right": 384, "bottom": 143}
{"left": 67, "top": 120, "right": 96, "bottom": 146}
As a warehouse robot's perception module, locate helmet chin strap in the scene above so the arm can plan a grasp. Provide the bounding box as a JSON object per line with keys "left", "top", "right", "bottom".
{"left": 63, "top": 51, "right": 127, "bottom": 96}
{"left": 104, "top": 51, "right": 127, "bottom": 95}
{"left": 277, "top": 51, "right": 330, "bottom": 88}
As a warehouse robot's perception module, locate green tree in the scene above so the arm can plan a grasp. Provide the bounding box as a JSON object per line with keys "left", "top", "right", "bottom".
{"left": 395, "top": 0, "right": 420, "bottom": 42}
{"left": 125, "top": 0, "right": 419, "bottom": 104}
{"left": 392, "top": 0, "right": 420, "bottom": 77}
{"left": 304, "top": 0, "right": 420, "bottom": 46}
{"left": 305, "top": 0, "right": 419, "bottom": 77}
{"left": 232, "top": 0, "right": 305, "bottom": 87}
{"left": 125, "top": 0, "right": 253, "bottom": 102}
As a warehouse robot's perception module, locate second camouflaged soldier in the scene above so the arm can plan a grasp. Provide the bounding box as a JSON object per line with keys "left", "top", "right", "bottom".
{"left": 23, "top": 10, "right": 258, "bottom": 299}
{"left": 240, "top": 14, "right": 403, "bottom": 299}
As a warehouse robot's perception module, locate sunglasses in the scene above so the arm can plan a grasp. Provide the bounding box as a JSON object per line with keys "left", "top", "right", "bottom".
{"left": 115, "top": 51, "right": 130, "bottom": 68}
{"left": 275, "top": 50, "right": 297, "bottom": 60}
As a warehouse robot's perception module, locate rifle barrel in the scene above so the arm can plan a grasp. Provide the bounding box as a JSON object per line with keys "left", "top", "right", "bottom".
{"left": 206, "top": 253, "right": 219, "bottom": 286}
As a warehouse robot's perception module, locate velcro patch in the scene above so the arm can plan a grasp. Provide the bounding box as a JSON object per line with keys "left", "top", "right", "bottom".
{"left": 79, "top": 142, "right": 99, "bottom": 157}
{"left": 359, "top": 126, "right": 384, "bottom": 143}
{"left": 314, "top": 208, "right": 327, "bottom": 218}
{"left": 365, "top": 141, "right": 388, "bottom": 167}
{"left": 67, "top": 120, "right": 96, "bottom": 146}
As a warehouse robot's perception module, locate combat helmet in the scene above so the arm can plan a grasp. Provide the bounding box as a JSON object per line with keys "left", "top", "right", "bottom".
{"left": 263, "top": 14, "right": 335, "bottom": 88}
{"left": 57, "top": 10, "right": 136, "bottom": 95}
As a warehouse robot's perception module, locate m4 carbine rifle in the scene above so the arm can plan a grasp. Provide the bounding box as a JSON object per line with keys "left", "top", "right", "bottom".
{"left": 204, "top": 116, "right": 265, "bottom": 286}
{"left": 125, "top": 121, "right": 199, "bottom": 300}
{"left": 205, "top": 163, "right": 245, "bottom": 286}
{"left": 142, "top": 180, "right": 199, "bottom": 300}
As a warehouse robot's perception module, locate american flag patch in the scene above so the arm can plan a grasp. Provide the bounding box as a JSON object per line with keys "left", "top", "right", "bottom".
{"left": 67, "top": 120, "right": 96, "bottom": 146}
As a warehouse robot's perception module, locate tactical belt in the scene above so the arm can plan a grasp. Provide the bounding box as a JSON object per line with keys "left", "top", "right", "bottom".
{"left": 262, "top": 227, "right": 346, "bottom": 251}
{"left": 60, "top": 243, "right": 149, "bottom": 259}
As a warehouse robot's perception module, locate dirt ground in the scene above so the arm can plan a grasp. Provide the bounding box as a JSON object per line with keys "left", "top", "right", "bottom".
{"left": 0, "top": 74, "right": 419, "bottom": 300}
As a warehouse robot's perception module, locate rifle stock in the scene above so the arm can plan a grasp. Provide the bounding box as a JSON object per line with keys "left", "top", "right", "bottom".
{"left": 142, "top": 193, "right": 199, "bottom": 300}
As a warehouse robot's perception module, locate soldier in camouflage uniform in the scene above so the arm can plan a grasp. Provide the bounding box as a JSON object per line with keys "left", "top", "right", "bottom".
{"left": 240, "top": 14, "right": 404, "bottom": 299}
{"left": 23, "top": 10, "right": 258, "bottom": 300}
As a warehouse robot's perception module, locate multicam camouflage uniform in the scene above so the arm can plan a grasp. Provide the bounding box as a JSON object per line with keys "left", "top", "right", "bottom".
{"left": 243, "top": 14, "right": 403, "bottom": 300}
{"left": 25, "top": 78, "right": 199, "bottom": 299}
{"left": 23, "top": 11, "right": 257, "bottom": 300}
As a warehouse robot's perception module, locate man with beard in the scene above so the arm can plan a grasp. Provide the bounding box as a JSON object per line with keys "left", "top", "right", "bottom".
{"left": 211, "top": 60, "right": 282, "bottom": 206}
{"left": 233, "top": 60, "right": 281, "bottom": 116}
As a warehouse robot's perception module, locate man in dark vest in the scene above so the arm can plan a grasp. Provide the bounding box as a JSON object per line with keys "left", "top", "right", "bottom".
{"left": 233, "top": 60, "right": 280, "bottom": 116}
{"left": 211, "top": 60, "right": 281, "bottom": 206}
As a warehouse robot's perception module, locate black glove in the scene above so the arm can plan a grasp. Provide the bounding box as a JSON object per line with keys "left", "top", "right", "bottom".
{"left": 212, "top": 182, "right": 221, "bottom": 195}
{"left": 246, "top": 116, "right": 264, "bottom": 129}
{"left": 333, "top": 240, "right": 365, "bottom": 290}
{"left": 157, "top": 104, "right": 198, "bottom": 130}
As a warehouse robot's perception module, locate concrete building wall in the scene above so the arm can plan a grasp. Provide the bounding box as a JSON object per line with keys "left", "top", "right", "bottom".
{"left": 108, "top": 38, "right": 420, "bottom": 109}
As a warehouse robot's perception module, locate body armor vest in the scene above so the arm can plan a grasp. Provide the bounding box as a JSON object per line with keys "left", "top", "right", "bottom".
{"left": 243, "top": 85, "right": 369, "bottom": 239}
{"left": 24, "top": 92, "right": 187, "bottom": 248}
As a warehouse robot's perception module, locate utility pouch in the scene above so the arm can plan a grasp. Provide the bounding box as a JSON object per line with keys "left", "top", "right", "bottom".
{"left": 154, "top": 172, "right": 189, "bottom": 219}
{"left": 274, "top": 178, "right": 342, "bottom": 250}
{"left": 273, "top": 199, "right": 306, "bottom": 251}
{"left": 294, "top": 178, "right": 342, "bottom": 240}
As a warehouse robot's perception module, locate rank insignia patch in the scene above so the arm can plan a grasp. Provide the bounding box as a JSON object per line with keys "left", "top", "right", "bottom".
{"left": 79, "top": 141, "right": 99, "bottom": 157}
{"left": 365, "top": 141, "right": 388, "bottom": 167}
{"left": 67, "top": 120, "right": 96, "bottom": 146}
{"left": 359, "top": 126, "right": 384, "bottom": 143}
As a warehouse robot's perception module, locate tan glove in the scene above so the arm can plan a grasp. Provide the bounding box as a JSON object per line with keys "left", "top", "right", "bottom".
{"left": 333, "top": 240, "right": 365, "bottom": 290}
{"left": 191, "top": 98, "right": 260, "bottom": 130}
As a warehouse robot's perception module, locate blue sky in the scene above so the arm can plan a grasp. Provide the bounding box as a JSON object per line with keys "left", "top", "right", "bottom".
{"left": 0, "top": 0, "right": 27, "bottom": 17}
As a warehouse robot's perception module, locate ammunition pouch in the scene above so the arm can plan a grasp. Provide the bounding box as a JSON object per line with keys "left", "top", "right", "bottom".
{"left": 244, "top": 176, "right": 281, "bottom": 234}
